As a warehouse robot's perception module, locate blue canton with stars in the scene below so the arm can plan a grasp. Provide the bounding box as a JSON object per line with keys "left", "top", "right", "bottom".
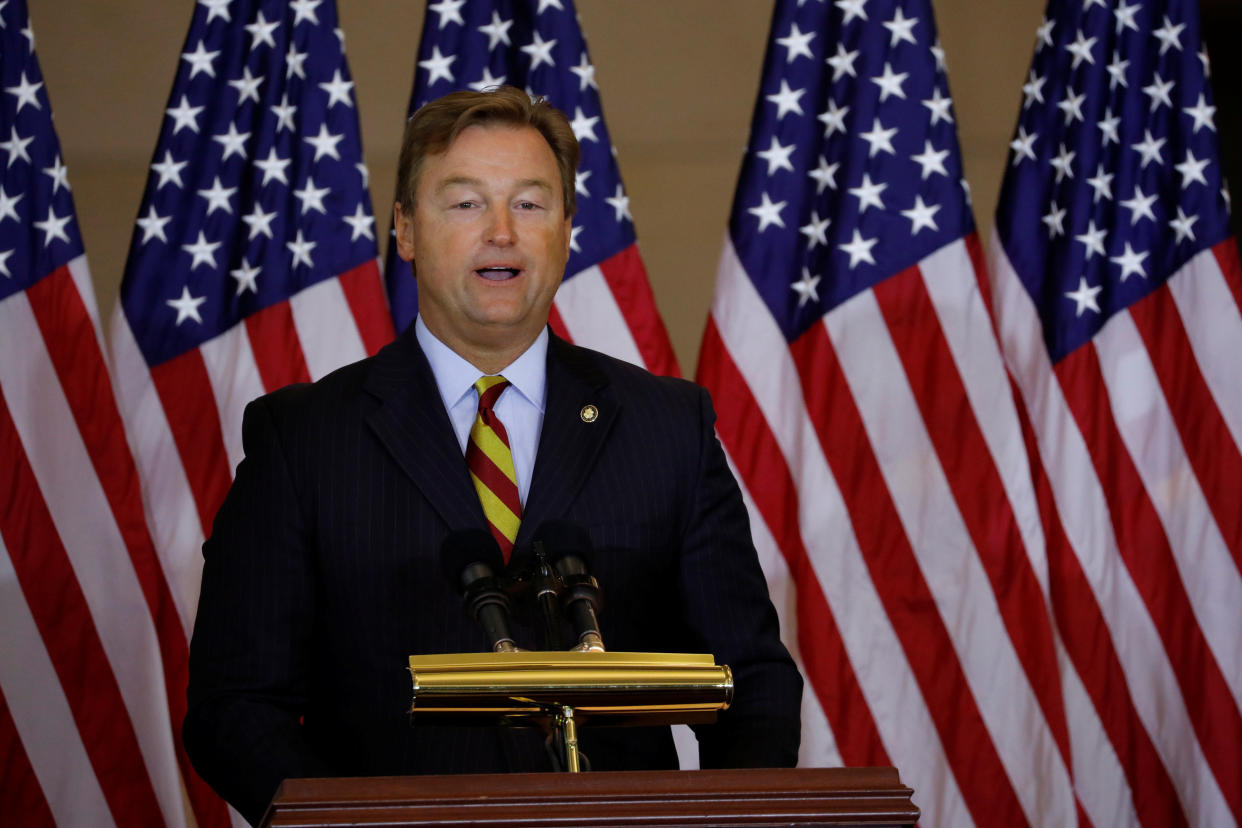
{"left": 0, "top": 0, "right": 86, "bottom": 300}
{"left": 996, "top": 0, "right": 1231, "bottom": 364}
{"left": 384, "top": 0, "right": 636, "bottom": 334}
{"left": 730, "top": 0, "right": 973, "bottom": 345}
{"left": 120, "top": 0, "right": 377, "bottom": 369}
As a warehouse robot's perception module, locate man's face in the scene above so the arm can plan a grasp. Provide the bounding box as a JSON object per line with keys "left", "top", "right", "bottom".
{"left": 394, "top": 124, "right": 572, "bottom": 360}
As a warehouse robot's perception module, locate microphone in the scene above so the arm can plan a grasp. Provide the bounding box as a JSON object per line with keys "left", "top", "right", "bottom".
{"left": 441, "top": 529, "right": 520, "bottom": 653}
{"left": 534, "top": 521, "right": 605, "bottom": 652}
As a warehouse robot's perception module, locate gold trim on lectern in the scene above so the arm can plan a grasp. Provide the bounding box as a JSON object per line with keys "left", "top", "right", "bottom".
{"left": 408, "top": 651, "right": 733, "bottom": 727}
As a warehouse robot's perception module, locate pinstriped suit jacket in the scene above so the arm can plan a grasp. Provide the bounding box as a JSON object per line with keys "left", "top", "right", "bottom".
{"left": 184, "top": 325, "right": 802, "bottom": 825}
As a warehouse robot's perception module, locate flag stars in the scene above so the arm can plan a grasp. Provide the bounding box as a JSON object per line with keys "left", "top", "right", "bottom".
{"left": 254, "top": 148, "right": 291, "bottom": 186}
{"left": 825, "top": 43, "right": 859, "bottom": 81}
{"left": 922, "top": 87, "right": 953, "bottom": 125}
{"left": 305, "top": 123, "right": 345, "bottom": 161}
{"left": 0, "top": 126, "right": 31, "bottom": 168}
{"left": 1058, "top": 88, "right": 1085, "bottom": 125}
{"left": 1152, "top": 15, "right": 1185, "bottom": 55}
{"left": 1142, "top": 73, "right": 1173, "bottom": 112}
{"left": 245, "top": 11, "right": 280, "bottom": 50}
{"left": 181, "top": 41, "right": 219, "bottom": 78}
{"left": 791, "top": 269, "right": 821, "bottom": 308}
{"left": 859, "top": 118, "right": 897, "bottom": 158}
{"left": 767, "top": 80, "right": 805, "bottom": 119}
{"left": 1042, "top": 201, "right": 1067, "bottom": 237}
{"left": 1132, "top": 129, "right": 1165, "bottom": 168}
{"left": 150, "top": 150, "right": 187, "bottom": 189}
{"left": 569, "top": 224, "right": 584, "bottom": 253}
{"left": 290, "top": 0, "right": 321, "bottom": 25}
{"left": 912, "top": 140, "right": 949, "bottom": 178}
{"left": 182, "top": 231, "right": 221, "bottom": 269}
{"left": 1086, "top": 163, "right": 1113, "bottom": 203}
{"left": 570, "top": 107, "right": 600, "bottom": 143}
{"left": 521, "top": 32, "right": 558, "bottom": 70}
{"left": 43, "top": 155, "right": 70, "bottom": 193}
{"left": 748, "top": 192, "right": 786, "bottom": 231}
{"left": 871, "top": 62, "right": 908, "bottom": 102}
{"left": 468, "top": 67, "right": 507, "bottom": 92}
{"left": 1064, "top": 277, "right": 1102, "bottom": 317}
{"left": 1110, "top": 242, "right": 1148, "bottom": 282}
{"left": 242, "top": 204, "right": 277, "bottom": 239}
{"left": 883, "top": 8, "right": 918, "bottom": 48}
{"left": 286, "top": 44, "right": 309, "bottom": 79}
{"left": 166, "top": 95, "right": 203, "bottom": 134}
{"left": 1184, "top": 94, "right": 1216, "bottom": 133}
{"left": 213, "top": 122, "right": 250, "bottom": 161}
{"left": 1169, "top": 207, "right": 1198, "bottom": 243}
{"left": 1010, "top": 126, "right": 1037, "bottom": 166}
{"left": 429, "top": 0, "right": 466, "bottom": 28}
{"left": 294, "top": 179, "right": 331, "bottom": 215}
{"left": 230, "top": 259, "right": 261, "bottom": 295}
{"left": 1175, "top": 150, "right": 1210, "bottom": 189}
{"left": 1075, "top": 220, "right": 1107, "bottom": 259}
{"left": 1097, "top": 108, "right": 1120, "bottom": 145}
{"left": 197, "top": 176, "right": 236, "bottom": 215}
{"left": 33, "top": 207, "right": 72, "bottom": 246}
{"left": 836, "top": 0, "right": 868, "bottom": 26}
{"left": 777, "top": 22, "right": 816, "bottom": 62}
{"left": 756, "top": 135, "right": 795, "bottom": 174}
{"left": 419, "top": 46, "right": 456, "bottom": 85}
{"left": 5, "top": 70, "right": 42, "bottom": 112}
{"left": 0, "top": 250, "right": 13, "bottom": 278}
{"left": 319, "top": 69, "right": 355, "bottom": 108}
{"left": 271, "top": 93, "right": 297, "bottom": 132}
{"left": 849, "top": 173, "right": 886, "bottom": 213}
{"left": 930, "top": 38, "right": 947, "bottom": 71}
{"left": 1050, "top": 143, "right": 1075, "bottom": 182}
{"left": 1106, "top": 54, "right": 1128, "bottom": 90}
{"left": 575, "top": 169, "right": 592, "bottom": 198}
{"left": 199, "top": 0, "right": 231, "bottom": 24}
{"left": 1114, "top": 1, "right": 1140, "bottom": 34}
{"left": 817, "top": 98, "right": 849, "bottom": 137}
{"left": 343, "top": 204, "right": 375, "bottom": 241}
{"left": 0, "top": 185, "right": 21, "bottom": 223}
{"left": 478, "top": 10, "right": 514, "bottom": 50}
{"left": 1035, "top": 17, "right": 1055, "bottom": 50}
{"left": 799, "top": 210, "right": 830, "bottom": 248}
{"left": 606, "top": 184, "right": 632, "bottom": 223}
{"left": 287, "top": 229, "right": 317, "bottom": 268}
{"left": 839, "top": 229, "right": 877, "bottom": 268}
{"left": 229, "top": 67, "right": 264, "bottom": 104}
{"left": 807, "top": 155, "right": 839, "bottom": 193}
{"left": 1120, "top": 187, "right": 1157, "bottom": 225}
{"left": 569, "top": 53, "right": 597, "bottom": 92}
{"left": 537, "top": 0, "right": 564, "bottom": 12}
{"left": 167, "top": 286, "right": 208, "bottom": 325}
{"left": 1022, "top": 71, "right": 1046, "bottom": 108}
{"left": 901, "top": 195, "right": 940, "bottom": 234}
{"left": 1065, "top": 29, "right": 1097, "bottom": 69}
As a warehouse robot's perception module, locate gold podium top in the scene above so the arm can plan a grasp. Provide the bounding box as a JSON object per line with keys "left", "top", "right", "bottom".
{"left": 408, "top": 651, "right": 733, "bottom": 727}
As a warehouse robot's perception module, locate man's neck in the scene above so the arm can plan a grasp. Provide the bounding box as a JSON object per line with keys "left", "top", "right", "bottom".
{"left": 417, "top": 317, "right": 544, "bottom": 376}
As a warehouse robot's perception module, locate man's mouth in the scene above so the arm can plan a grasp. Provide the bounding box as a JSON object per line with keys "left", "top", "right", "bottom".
{"left": 475, "top": 266, "right": 521, "bottom": 281}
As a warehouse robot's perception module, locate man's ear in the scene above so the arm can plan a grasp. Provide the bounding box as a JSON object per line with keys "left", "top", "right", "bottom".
{"left": 393, "top": 202, "right": 416, "bottom": 262}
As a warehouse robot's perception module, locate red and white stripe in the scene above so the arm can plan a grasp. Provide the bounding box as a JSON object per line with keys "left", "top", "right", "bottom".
{"left": 550, "top": 244, "right": 680, "bottom": 377}
{"left": 0, "top": 255, "right": 229, "bottom": 827}
{"left": 696, "top": 233, "right": 1126, "bottom": 827}
{"left": 990, "top": 234, "right": 1242, "bottom": 827}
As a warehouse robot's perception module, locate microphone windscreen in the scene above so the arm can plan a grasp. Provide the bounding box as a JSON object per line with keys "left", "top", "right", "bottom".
{"left": 532, "top": 520, "right": 594, "bottom": 570}
{"left": 440, "top": 529, "right": 504, "bottom": 588}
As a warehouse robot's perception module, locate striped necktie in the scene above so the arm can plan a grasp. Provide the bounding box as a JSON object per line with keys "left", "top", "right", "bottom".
{"left": 466, "top": 375, "right": 522, "bottom": 561}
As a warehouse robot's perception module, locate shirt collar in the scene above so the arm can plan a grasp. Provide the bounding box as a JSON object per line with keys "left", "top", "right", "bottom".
{"left": 415, "top": 315, "right": 548, "bottom": 413}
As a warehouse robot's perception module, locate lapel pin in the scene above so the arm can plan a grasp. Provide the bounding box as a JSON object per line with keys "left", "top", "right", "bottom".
{"left": 580, "top": 404, "right": 599, "bottom": 423}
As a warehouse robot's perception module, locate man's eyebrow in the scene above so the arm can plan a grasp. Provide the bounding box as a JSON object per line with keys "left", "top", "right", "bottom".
{"left": 435, "top": 176, "right": 554, "bottom": 193}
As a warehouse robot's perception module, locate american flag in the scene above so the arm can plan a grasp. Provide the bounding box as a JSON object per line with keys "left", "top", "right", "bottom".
{"left": 383, "top": 0, "right": 678, "bottom": 376}
{"left": 697, "top": 0, "right": 1081, "bottom": 824}
{"left": 990, "top": 0, "right": 1241, "bottom": 825}
{"left": 0, "top": 2, "right": 219, "bottom": 826}
{"left": 108, "top": 0, "right": 393, "bottom": 823}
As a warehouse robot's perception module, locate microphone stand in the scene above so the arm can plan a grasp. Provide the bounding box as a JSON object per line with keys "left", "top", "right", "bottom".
{"left": 530, "top": 542, "right": 564, "bottom": 651}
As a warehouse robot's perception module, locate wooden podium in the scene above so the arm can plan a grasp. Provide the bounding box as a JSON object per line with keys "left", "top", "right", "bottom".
{"left": 260, "top": 767, "right": 918, "bottom": 826}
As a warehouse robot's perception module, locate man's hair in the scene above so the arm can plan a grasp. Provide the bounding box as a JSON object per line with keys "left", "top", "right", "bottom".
{"left": 396, "top": 85, "right": 580, "bottom": 218}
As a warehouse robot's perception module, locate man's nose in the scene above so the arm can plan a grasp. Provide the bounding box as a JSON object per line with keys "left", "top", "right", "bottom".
{"left": 486, "top": 207, "right": 515, "bottom": 245}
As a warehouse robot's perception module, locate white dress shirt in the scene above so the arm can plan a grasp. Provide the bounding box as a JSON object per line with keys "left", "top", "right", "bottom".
{"left": 415, "top": 315, "right": 547, "bottom": 506}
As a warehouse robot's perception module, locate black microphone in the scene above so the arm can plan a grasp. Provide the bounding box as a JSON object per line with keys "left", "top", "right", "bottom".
{"left": 534, "top": 521, "right": 605, "bottom": 652}
{"left": 440, "top": 529, "right": 520, "bottom": 653}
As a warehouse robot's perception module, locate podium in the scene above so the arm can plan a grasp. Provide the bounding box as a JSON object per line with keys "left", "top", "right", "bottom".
{"left": 260, "top": 766, "right": 919, "bottom": 826}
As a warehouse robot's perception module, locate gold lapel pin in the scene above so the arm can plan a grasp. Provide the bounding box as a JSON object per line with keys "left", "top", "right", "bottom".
{"left": 580, "top": 404, "right": 599, "bottom": 423}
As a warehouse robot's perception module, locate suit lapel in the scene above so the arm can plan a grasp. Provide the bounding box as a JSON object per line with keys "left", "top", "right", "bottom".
{"left": 363, "top": 327, "right": 485, "bottom": 533}
{"left": 517, "top": 334, "right": 618, "bottom": 548}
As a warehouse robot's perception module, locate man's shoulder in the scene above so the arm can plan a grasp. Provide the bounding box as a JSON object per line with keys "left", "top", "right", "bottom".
{"left": 552, "top": 335, "right": 701, "bottom": 401}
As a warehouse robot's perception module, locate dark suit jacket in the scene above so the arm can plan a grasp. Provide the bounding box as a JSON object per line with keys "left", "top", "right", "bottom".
{"left": 184, "top": 326, "right": 802, "bottom": 825}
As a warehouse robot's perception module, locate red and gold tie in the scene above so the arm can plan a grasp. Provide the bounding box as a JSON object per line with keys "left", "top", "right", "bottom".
{"left": 466, "top": 375, "right": 522, "bottom": 561}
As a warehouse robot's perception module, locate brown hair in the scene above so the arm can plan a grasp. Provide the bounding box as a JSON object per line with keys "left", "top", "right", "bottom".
{"left": 395, "top": 85, "right": 580, "bottom": 218}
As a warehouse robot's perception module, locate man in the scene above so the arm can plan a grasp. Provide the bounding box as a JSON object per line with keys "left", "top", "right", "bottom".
{"left": 184, "top": 86, "right": 802, "bottom": 825}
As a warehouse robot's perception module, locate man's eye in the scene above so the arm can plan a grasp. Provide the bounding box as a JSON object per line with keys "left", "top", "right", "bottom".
{"left": 455, "top": 201, "right": 476, "bottom": 209}
{"left": 517, "top": 201, "right": 539, "bottom": 210}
